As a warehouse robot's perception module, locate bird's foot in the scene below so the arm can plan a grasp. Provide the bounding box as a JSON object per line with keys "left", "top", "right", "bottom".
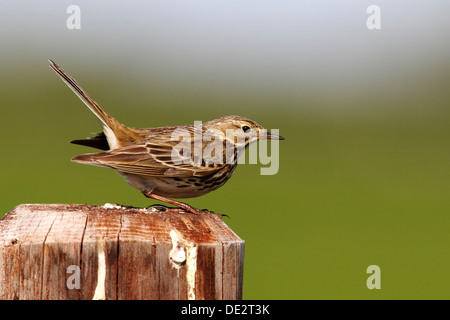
{"left": 147, "top": 204, "right": 227, "bottom": 216}
{"left": 143, "top": 191, "right": 225, "bottom": 215}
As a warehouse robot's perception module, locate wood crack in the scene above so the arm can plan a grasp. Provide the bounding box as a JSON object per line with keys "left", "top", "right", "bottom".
{"left": 115, "top": 212, "right": 123, "bottom": 300}
{"left": 39, "top": 213, "right": 58, "bottom": 299}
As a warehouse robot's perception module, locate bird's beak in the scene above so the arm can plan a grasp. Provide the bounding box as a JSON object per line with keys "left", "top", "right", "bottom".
{"left": 266, "top": 131, "right": 285, "bottom": 140}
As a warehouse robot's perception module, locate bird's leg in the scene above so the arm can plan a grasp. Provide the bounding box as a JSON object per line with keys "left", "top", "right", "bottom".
{"left": 142, "top": 190, "right": 206, "bottom": 214}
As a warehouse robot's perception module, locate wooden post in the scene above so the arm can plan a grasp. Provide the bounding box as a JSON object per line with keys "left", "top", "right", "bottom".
{"left": 0, "top": 204, "right": 244, "bottom": 300}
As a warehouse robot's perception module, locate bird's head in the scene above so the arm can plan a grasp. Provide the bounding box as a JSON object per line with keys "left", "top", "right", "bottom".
{"left": 206, "top": 115, "right": 284, "bottom": 149}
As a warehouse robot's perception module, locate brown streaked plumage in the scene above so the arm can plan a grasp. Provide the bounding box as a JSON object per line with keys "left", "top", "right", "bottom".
{"left": 49, "top": 59, "right": 284, "bottom": 214}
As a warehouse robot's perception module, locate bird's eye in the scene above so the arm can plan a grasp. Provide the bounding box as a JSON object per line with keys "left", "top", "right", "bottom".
{"left": 242, "top": 126, "right": 251, "bottom": 133}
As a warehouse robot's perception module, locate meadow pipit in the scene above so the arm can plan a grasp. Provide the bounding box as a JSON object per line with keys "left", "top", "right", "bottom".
{"left": 49, "top": 60, "right": 284, "bottom": 214}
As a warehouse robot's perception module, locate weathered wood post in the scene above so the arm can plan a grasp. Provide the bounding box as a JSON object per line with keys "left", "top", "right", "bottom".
{"left": 0, "top": 204, "right": 244, "bottom": 300}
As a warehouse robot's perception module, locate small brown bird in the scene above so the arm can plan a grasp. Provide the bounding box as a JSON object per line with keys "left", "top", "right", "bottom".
{"left": 49, "top": 59, "right": 284, "bottom": 214}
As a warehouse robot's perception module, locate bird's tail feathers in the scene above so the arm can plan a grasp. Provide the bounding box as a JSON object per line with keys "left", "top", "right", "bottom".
{"left": 49, "top": 59, "right": 132, "bottom": 149}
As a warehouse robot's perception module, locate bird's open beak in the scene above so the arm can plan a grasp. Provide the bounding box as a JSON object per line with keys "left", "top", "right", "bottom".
{"left": 266, "top": 131, "right": 285, "bottom": 140}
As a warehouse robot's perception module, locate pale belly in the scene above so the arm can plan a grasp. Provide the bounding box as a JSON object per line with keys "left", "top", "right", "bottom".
{"left": 117, "top": 167, "right": 234, "bottom": 199}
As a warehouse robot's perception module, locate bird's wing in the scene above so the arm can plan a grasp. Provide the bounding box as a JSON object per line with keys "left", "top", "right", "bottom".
{"left": 72, "top": 142, "right": 229, "bottom": 178}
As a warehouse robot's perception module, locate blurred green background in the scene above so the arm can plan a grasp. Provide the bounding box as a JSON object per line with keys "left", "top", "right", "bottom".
{"left": 1, "top": 1, "right": 450, "bottom": 299}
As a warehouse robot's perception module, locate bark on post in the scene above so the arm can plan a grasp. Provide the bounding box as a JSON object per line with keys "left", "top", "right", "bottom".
{"left": 0, "top": 204, "right": 244, "bottom": 300}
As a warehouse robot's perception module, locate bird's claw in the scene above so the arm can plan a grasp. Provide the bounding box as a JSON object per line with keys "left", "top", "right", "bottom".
{"left": 147, "top": 204, "right": 228, "bottom": 217}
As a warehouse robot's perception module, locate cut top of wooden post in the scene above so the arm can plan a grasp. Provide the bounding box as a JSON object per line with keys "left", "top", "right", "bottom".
{"left": 0, "top": 204, "right": 245, "bottom": 300}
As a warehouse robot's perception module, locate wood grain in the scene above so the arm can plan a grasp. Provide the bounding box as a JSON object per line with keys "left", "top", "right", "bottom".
{"left": 0, "top": 204, "right": 244, "bottom": 300}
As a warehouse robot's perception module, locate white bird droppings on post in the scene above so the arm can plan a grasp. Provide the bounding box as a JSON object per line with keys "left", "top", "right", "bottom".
{"left": 185, "top": 243, "right": 198, "bottom": 300}
{"left": 92, "top": 240, "right": 106, "bottom": 300}
{"left": 169, "top": 230, "right": 198, "bottom": 300}
{"left": 103, "top": 203, "right": 123, "bottom": 210}
{"left": 169, "top": 230, "right": 186, "bottom": 267}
